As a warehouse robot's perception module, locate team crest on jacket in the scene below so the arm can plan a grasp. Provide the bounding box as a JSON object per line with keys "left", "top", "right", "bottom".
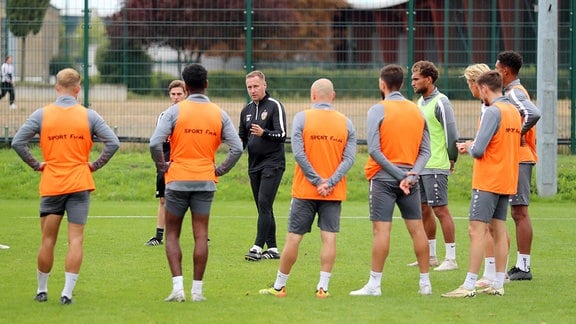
{"left": 245, "top": 114, "right": 252, "bottom": 122}
{"left": 261, "top": 110, "right": 268, "bottom": 120}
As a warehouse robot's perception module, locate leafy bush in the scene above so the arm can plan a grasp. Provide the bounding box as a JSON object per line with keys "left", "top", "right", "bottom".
{"left": 149, "top": 72, "right": 180, "bottom": 96}
{"left": 49, "top": 54, "right": 78, "bottom": 76}
{"left": 96, "top": 43, "right": 153, "bottom": 95}
{"left": 205, "top": 66, "right": 571, "bottom": 100}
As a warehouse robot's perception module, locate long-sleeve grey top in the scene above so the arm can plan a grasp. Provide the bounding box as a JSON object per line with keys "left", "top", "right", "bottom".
{"left": 366, "top": 91, "right": 431, "bottom": 181}
{"left": 12, "top": 96, "right": 120, "bottom": 171}
{"left": 468, "top": 96, "right": 511, "bottom": 158}
{"left": 419, "top": 88, "right": 459, "bottom": 175}
{"left": 149, "top": 94, "right": 243, "bottom": 192}
{"left": 504, "top": 79, "right": 541, "bottom": 135}
{"left": 291, "top": 102, "right": 356, "bottom": 188}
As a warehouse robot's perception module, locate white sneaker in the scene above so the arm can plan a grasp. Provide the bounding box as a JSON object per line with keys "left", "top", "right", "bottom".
{"left": 10, "top": 104, "right": 16, "bottom": 109}
{"left": 407, "top": 257, "right": 439, "bottom": 267}
{"left": 418, "top": 284, "right": 432, "bottom": 295}
{"left": 434, "top": 259, "right": 458, "bottom": 271}
{"left": 164, "top": 290, "right": 186, "bottom": 302}
{"left": 191, "top": 293, "right": 206, "bottom": 302}
{"left": 349, "top": 284, "right": 381, "bottom": 296}
{"left": 474, "top": 277, "right": 493, "bottom": 289}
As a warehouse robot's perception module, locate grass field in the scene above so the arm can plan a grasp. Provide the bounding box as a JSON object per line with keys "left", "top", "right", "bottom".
{"left": 1, "top": 148, "right": 575, "bottom": 323}
{"left": 1, "top": 200, "right": 575, "bottom": 323}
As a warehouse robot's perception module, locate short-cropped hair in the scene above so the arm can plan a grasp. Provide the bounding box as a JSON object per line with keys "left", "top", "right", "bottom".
{"left": 182, "top": 64, "right": 208, "bottom": 91}
{"left": 476, "top": 70, "right": 502, "bottom": 92}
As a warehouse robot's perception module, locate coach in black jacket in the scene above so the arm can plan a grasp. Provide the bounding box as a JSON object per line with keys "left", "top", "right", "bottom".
{"left": 239, "top": 70, "right": 287, "bottom": 261}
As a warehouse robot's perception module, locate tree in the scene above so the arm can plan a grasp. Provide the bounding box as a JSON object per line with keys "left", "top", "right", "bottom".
{"left": 96, "top": 42, "right": 153, "bottom": 94}
{"left": 103, "top": 0, "right": 299, "bottom": 73}
{"left": 253, "top": 0, "right": 349, "bottom": 62}
{"left": 6, "top": 0, "right": 50, "bottom": 81}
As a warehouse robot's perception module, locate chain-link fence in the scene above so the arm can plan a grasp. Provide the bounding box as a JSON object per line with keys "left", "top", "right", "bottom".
{"left": 1, "top": 0, "right": 574, "bottom": 150}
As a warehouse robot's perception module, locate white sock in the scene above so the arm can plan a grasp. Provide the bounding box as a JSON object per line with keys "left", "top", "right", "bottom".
{"left": 267, "top": 247, "right": 279, "bottom": 253}
{"left": 61, "top": 272, "right": 78, "bottom": 298}
{"left": 192, "top": 280, "right": 203, "bottom": 295}
{"left": 516, "top": 253, "right": 531, "bottom": 272}
{"left": 273, "top": 271, "right": 289, "bottom": 290}
{"left": 419, "top": 272, "right": 430, "bottom": 287}
{"left": 483, "top": 257, "right": 496, "bottom": 281}
{"left": 172, "top": 275, "right": 184, "bottom": 292}
{"left": 37, "top": 270, "right": 50, "bottom": 294}
{"left": 317, "top": 271, "right": 331, "bottom": 291}
{"left": 367, "top": 270, "right": 382, "bottom": 288}
{"left": 445, "top": 243, "right": 456, "bottom": 260}
{"left": 493, "top": 272, "right": 505, "bottom": 289}
{"left": 251, "top": 245, "right": 263, "bottom": 254}
{"left": 463, "top": 272, "right": 478, "bottom": 290}
{"left": 429, "top": 239, "right": 437, "bottom": 258}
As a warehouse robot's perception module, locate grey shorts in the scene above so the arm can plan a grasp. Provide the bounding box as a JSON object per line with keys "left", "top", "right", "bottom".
{"left": 39, "top": 191, "right": 91, "bottom": 225}
{"left": 165, "top": 189, "right": 214, "bottom": 217}
{"left": 419, "top": 174, "right": 449, "bottom": 206}
{"left": 469, "top": 189, "right": 509, "bottom": 223}
{"left": 369, "top": 179, "right": 422, "bottom": 222}
{"left": 509, "top": 163, "right": 533, "bottom": 206}
{"left": 288, "top": 198, "right": 341, "bottom": 234}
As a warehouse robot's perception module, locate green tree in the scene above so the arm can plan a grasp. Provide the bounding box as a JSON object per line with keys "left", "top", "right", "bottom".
{"left": 6, "top": 0, "right": 50, "bottom": 81}
{"left": 104, "top": 0, "right": 299, "bottom": 74}
{"left": 95, "top": 42, "right": 152, "bottom": 94}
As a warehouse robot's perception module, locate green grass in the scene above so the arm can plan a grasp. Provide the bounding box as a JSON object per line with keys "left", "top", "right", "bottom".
{"left": 2, "top": 145, "right": 576, "bottom": 202}
{"left": 1, "top": 200, "right": 575, "bottom": 323}
{"left": 1, "top": 147, "right": 576, "bottom": 323}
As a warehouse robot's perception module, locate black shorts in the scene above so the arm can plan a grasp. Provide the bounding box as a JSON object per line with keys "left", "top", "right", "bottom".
{"left": 155, "top": 172, "right": 165, "bottom": 198}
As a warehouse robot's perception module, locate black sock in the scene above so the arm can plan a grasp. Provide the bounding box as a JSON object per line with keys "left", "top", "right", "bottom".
{"left": 156, "top": 228, "right": 164, "bottom": 241}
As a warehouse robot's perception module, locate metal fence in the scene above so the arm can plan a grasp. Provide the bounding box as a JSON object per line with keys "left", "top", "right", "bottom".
{"left": 1, "top": 0, "right": 574, "bottom": 151}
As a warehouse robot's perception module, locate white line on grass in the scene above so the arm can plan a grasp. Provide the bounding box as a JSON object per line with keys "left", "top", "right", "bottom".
{"left": 20, "top": 216, "right": 576, "bottom": 221}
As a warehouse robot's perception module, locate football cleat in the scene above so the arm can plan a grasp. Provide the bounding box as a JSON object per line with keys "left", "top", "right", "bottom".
{"left": 316, "top": 288, "right": 331, "bottom": 299}
{"left": 34, "top": 292, "right": 48, "bottom": 302}
{"left": 441, "top": 286, "right": 476, "bottom": 298}
{"left": 259, "top": 286, "right": 286, "bottom": 298}
{"left": 349, "top": 284, "right": 381, "bottom": 296}
{"left": 164, "top": 290, "right": 186, "bottom": 302}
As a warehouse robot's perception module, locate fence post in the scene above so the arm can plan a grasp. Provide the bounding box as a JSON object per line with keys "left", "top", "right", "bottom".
{"left": 83, "top": 0, "right": 90, "bottom": 107}
{"left": 244, "top": 0, "right": 253, "bottom": 103}
{"left": 406, "top": 0, "right": 415, "bottom": 99}
{"left": 536, "top": 0, "right": 558, "bottom": 196}
{"left": 490, "top": 0, "right": 498, "bottom": 64}
{"left": 569, "top": 2, "right": 576, "bottom": 154}
{"left": 3, "top": 0, "right": 8, "bottom": 57}
{"left": 442, "top": 0, "right": 449, "bottom": 91}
